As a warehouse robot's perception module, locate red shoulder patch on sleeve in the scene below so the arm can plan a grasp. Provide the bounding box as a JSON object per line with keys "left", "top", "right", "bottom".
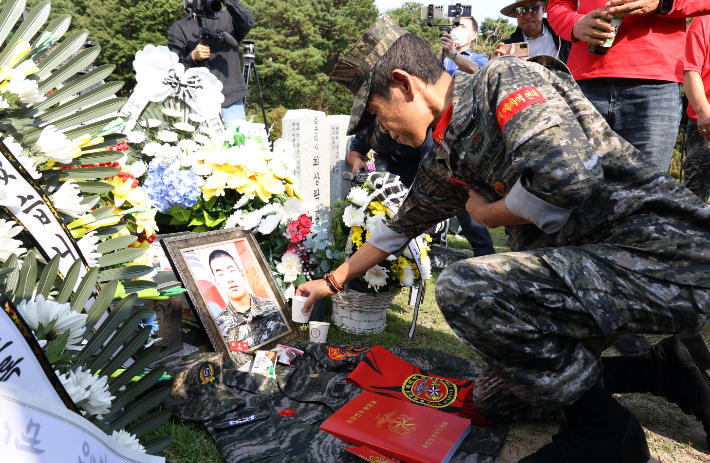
{"left": 496, "top": 86, "right": 546, "bottom": 133}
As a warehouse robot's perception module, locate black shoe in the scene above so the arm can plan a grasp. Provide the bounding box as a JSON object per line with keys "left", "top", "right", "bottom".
{"left": 518, "top": 381, "right": 650, "bottom": 463}
{"left": 616, "top": 334, "right": 651, "bottom": 355}
{"left": 603, "top": 334, "right": 710, "bottom": 446}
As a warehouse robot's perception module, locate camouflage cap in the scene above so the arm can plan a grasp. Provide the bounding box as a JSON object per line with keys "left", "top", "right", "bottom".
{"left": 160, "top": 352, "right": 244, "bottom": 421}
{"left": 329, "top": 15, "right": 407, "bottom": 136}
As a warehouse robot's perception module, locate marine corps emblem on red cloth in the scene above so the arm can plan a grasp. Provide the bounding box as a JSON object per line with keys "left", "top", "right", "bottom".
{"left": 496, "top": 86, "right": 546, "bottom": 132}
{"left": 278, "top": 408, "right": 297, "bottom": 417}
{"left": 327, "top": 345, "right": 373, "bottom": 361}
{"left": 347, "top": 346, "right": 491, "bottom": 426}
{"left": 432, "top": 105, "right": 453, "bottom": 145}
{"left": 402, "top": 374, "right": 457, "bottom": 409}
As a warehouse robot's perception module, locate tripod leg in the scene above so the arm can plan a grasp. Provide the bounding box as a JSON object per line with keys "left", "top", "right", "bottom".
{"left": 251, "top": 63, "right": 270, "bottom": 144}
{"left": 242, "top": 65, "right": 252, "bottom": 105}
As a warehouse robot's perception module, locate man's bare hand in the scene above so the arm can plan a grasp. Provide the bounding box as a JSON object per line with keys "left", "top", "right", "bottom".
{"left": 699, "top": 114, "right": 710, "bottom": 143}
{"left": 441, "top": 33, "right": 456, "bottom": 57}
{"left": 491, "top": 42, "right": 507, "bottom": 59}
{"left": 465, "top": 188, "right": 492, "bottom": 223}
{"left": 191, "top": 44, "right": 210, "bottom": 61}
{"left": 573, "top": 8, "right": 616, "bottom": 45}
{"left": 351, "top": 157, "right": 367, "bottom": 173}
{"left": 296, "top": 279, "right": 333, "bottom": 313}
{"left": 605, "top": 0, "right": 661, "bottom": 17}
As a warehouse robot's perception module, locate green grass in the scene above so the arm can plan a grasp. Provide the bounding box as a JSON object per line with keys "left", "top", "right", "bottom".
{"left": 151, "top": 227, "right": 508, "bottom": 461}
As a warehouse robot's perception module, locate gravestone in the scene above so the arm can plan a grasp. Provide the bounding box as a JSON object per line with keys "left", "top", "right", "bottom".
{"left": 327, "top": 115, "right": 352, "bottom": 203}
{"left": 282, "top": 109, "right": 330, "bottom": 211}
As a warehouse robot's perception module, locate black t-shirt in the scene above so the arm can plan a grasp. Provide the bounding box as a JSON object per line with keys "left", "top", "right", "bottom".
{"left": 349, "top": 131, "right": 433, "bottom": 188}
{"left": 168, "top": 0, "right": 255, "bottom": 108}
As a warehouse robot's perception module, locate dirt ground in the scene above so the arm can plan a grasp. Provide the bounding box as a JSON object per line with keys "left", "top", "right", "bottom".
{"left": 495, "top": 336, "right": 710, "bottom": 463}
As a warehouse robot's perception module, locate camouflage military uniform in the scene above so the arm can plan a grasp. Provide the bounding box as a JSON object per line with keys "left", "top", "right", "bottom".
{"left": 215, "top": 295, "right": 288, "bottom": 348}
{"left": 362, "top": 56, "right": 710, "bottom": 417}
{"left": 683, "top": 119, "right": 710, "bottom": 206}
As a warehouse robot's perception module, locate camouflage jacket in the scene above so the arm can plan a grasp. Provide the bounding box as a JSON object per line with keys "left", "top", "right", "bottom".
{"left": 216, "top": 295, "right": 288, "bottom": 347}
{"left": 369, "top": 55, "right": 710, "bottom": 288}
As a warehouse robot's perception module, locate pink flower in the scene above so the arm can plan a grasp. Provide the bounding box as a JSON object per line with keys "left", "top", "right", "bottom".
{"left": 287, "top": 220, "right": 299, "bottom": 233}
{"left": 290, "top": 233, "right": 301, "bottom": 243}
{"left": 287, "top": 243, "right": 298, "bottom": 254}
{"left": 299, "top": 227, "right": 310, "bottom": 237}
{"left": 297, "top": 215, "right": 312, "bottom": 228}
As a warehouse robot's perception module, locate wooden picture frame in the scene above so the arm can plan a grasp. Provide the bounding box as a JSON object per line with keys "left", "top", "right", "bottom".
{"left": 161, "top": 228, "right": 299, "bottom": 358}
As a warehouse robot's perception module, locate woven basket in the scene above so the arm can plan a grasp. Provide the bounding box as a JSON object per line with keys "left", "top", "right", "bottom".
{"left": 332, "top": 288, "right": 397, "bottom": 335}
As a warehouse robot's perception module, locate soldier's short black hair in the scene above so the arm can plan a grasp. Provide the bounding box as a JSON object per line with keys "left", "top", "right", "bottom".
{"left": 370, "top": 33, "right": 445, "bottom": 101}
{"left": 208, "top": 249, "right": 237, "bottom": 274}
{"left": 366, "top": 119, "right": 400, "bottom": 153}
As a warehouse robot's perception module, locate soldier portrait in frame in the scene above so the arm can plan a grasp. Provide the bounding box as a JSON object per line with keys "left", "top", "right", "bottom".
{"left": 161, "top": 229, "right": 299, "bottom": 357}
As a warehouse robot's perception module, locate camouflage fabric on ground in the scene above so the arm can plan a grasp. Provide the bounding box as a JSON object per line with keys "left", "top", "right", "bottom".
{"left": 156, "top": 352, "right": 244, "bottom": 420}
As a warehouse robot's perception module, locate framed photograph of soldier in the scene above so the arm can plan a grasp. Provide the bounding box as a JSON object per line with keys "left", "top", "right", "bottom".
{"left": 161, "top": 228, "right": 299, "bottom": 357}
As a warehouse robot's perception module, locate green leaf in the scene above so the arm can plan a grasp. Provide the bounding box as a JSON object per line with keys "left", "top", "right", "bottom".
{"left": 97, "top": 326, "right": 152, "bottom": 380}
{"left": 70, "top": 267, "right": 98, "bottom": 313}
{"left": 30, "top": 65, "right": 117, "bottom": 115}
{"left": 87, "top": 312, "right": 148, "bottom": 374}
{"left": 108, "top": 346, "right": 161, "bottom": 395}
{"left": 0, "top": 0, "right": 28, "bottom": 47}
{"left": 34, "top": 29, "right": 90, "bottom": 80}
{"left": 294, "top": 273, "right": 307, "bottom": 287}
{"left": 91, "top": 206, "right": 116, "bottom": 220}
{"left": 36, "top": 254, "right": 60, "bottom": 299}
{"left": 43, "top": 328, "right": 70, "bottom": 365}
{"left": 105, "top": 366, "right": 165, "bottom": 422}
{"left": 44, "top": 166, "right": 120, "bottom": 180}
{"left": 97, "top": 248, "right": 145, "bottom": 268}
{"left": 75, "top": 181, "right": 116, "bottom": 194}
{"left": 142, "top": 436, "right": 173, "bottom": 456}
{"left": 78, "top": 293, "right": 137, "bottom": 364}
{"left": 188, "top": 215, "right": 205, "bottom": 227}
{"left": 56, "top": 259, "right": 83, "bottom": 304}
{"left": 125, "top": 410, "right": 172, "bottom": 440}
{"left": 204, "top": 196, "right": 218, "bottom": 209}
{"left": 96, "top": 236, "right": 137, "bottom": 254}
{"left": 93, "top": 223, "right": 126, "bottom": 239}
{"left": 83, "top": 280, "right": 118, "bottom": 336}
{"left": 2, "top": 254, "right": 20, "bottom": 300}
{"left": 36, "top": 46, "right": 101, "bottom": 96}
{"left": 107, "top": 387, "right": 170, "bottom": 432}
{"left": 169, "top": 214, "right": 190, "bottom": 226}
{"left": 192, "top": 225, "right": 208, "bottom": 233}
{"left": 203, "top": 210, "right": 226, "bottom": 228}
{"left": 14, "top": 251, "right": 37, "bottom": 304}
{"left": 97, "top": 265, "right": 153, "bottom": 282}
{"left": 122, "top": 280, "right": 157, "bottom": 293}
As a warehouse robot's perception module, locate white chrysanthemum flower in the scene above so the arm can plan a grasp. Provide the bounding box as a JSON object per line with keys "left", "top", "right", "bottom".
{"left": 272, "top": 138, "right": 294, "bottom": 155}
{"left": 189, "top": 113, "right": 206, "bottom": 123}
{"left": 173, "top": 122, "right": 195, "bottom": 132}
{"left": 124, "top": 160, "right": 147, "bottom": 179}
{"left": 0, "top": 96, "right": 9, "bottom": 109}
{"left": 238, "top": 209, "right": 264, "bottom": 230}
{"left": 178, "top": 139, "right": 198, "bottom": 153}
{"left": 110, "top": 430, "right": 146, "bottom": 454}
{"left": 421, "top": 255, "right": 432, "bottom": 281}
{"left": 36, "top": 126, "right": 77, "bottom": 163}
{"left": 268, "top": 154, "right": 296, "bottom": 179}
{"left": 126, "top": 131, "right": 146, "bottom": 144}
{"left": 191, "top": 163, "right": 213, "bottom": 176}
{"left": 257, "top": 212, "right": 284, "bottom": 235}
{"left": 342, "top": 205, "right": 365, "bottom": 228}
{"left": 224, "top": 210, "right": 242, "bottom": 229}
{"left": 386, "top": 254, "right": 397, "bottom": 261}
{"left": 140, "top": 119, "right": 161, "bottom": 128}
{"left": 233, "top": 194, "right": 253, "bottom": 210}
{"left": 141, "top": 142, "right": 161, "bottom": 156}
{"left": 365, "top": 213, "right": 385, "bottom": 235}
{"left": 194, "top": 133, "right": 211, "bottom": 145}
{"left": 50, "top": 179, "right": 92, "bottom": 218}
{"left": 363, "top": 265, "right": 389, "bottom": 291}
{"left": 401, "top": 265, "right": 415, "bottom": 287}
{"left": 17, "top": 295, "right": 87, "bottom": 350}
{"left": 0, "top": 219, "right": 26, "bottom": 261}
{"left": 276, "top": 252, "right": 302, "bottom": 283}
{"left": 5, "top": 73, "right": 45, "bottom": 103}
{"left": 200, "top": 125, "right": 214, "bottom": 136}
{"left": 179, "top": 153, "right": 199, "bottom": 168}
{"left": 162, "top": 107, "right": 182, "bottom": 118}
{"left": 347, "top": 186, "right": 371, "bottom": 207}
{"left": 154, "top": 143, "right": 181, "bottom": 163}
{"left": 77, "top": 231, "right": 100, "bottom": 267}
{"left": 57, "top": 368, "right": 114, "bottom": 419}
{"left": 4, "top": 136, "right": 40, "bottom": 179}
{"left": 156, "top": 130, "right": 178, "bottom": 143}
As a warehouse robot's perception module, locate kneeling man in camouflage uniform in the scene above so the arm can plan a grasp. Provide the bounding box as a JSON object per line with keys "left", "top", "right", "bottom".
{"left": 297, "top": 16, "right": 710, "bottom": 463}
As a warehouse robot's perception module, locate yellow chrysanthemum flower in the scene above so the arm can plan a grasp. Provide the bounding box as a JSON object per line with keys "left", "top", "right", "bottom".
{"left": 368, "top": 201, "right": 386, "bottom": 215}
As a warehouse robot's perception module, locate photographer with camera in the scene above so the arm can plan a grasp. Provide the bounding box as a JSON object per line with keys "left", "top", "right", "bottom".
{"left": 168, "top": 0, "right": 254, "bottom": 126}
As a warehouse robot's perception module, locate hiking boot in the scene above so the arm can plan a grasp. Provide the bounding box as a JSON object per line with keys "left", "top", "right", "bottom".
{"left": 518, "top": 380, "right": 650, "bottom": 463}
{"left": 602, "top": 334, "right": 710, "bottom": 446}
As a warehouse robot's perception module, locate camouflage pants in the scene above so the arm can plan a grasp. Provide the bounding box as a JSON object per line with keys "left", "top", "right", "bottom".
{"left": 683, "top": 119, "right": 710, "bottom": 205}
{"left": 435, "top": 248, "right": 710, "bottom": 420}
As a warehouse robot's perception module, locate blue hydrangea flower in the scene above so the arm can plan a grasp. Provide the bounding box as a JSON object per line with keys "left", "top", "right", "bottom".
{"left": 144, "top": 159, "right": 205, "bottom": 213}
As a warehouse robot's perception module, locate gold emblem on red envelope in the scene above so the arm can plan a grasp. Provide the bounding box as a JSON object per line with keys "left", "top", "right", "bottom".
{"left": 375, "top": 411, "right": 416, "bottom": 435}
{"left": 402, "top": 374, "right": 457, "bottom": 408}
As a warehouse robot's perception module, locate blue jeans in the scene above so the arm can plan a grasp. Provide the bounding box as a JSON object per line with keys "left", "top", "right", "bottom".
{"left": 457, "top": 214, "right": 495, "bottom": 257}
{"left": 577, "top": 78, "right": 681, "bottom": 172}
{"left": 221, "top": 100, "right": 246, "bottom": 127}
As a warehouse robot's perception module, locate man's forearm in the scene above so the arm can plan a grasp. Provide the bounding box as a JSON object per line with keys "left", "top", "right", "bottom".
{"left": 453, "top": 55, "right": 480, "bottom": 75}
{"left": 685, "top": 71, "right": 710, "bottom": 119}
{"left": 332, "top": 243, "right": 390, "bottom": 286}
{"left": 346, "top": 150, "right": 367, "bottom": 166}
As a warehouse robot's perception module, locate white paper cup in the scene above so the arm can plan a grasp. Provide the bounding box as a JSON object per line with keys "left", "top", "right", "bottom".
{"left": 309, "top": 321, "right": 330, "bottom": 343}
{"left": 291, "top": 296, "right": 310, "bottom": 323}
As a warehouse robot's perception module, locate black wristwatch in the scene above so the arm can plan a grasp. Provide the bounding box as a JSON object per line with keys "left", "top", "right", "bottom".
{"left": 657, "top": 0, "right": 674, "bottom": 14}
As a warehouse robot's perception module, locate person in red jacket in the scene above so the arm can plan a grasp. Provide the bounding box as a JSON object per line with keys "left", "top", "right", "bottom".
{"left": 548, "top": 0, "right": 710, "bottom": 356}
{"left": 682, "top": 16, "right": 710, "bottom": 206}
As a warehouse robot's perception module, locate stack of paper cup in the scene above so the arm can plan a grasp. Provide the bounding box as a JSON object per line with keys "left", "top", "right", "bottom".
{"left": 292, "top": 296, "right": 310, "bottom": 323}
{"left": 309, "top": 321, "right": 330, "bottom": 343}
